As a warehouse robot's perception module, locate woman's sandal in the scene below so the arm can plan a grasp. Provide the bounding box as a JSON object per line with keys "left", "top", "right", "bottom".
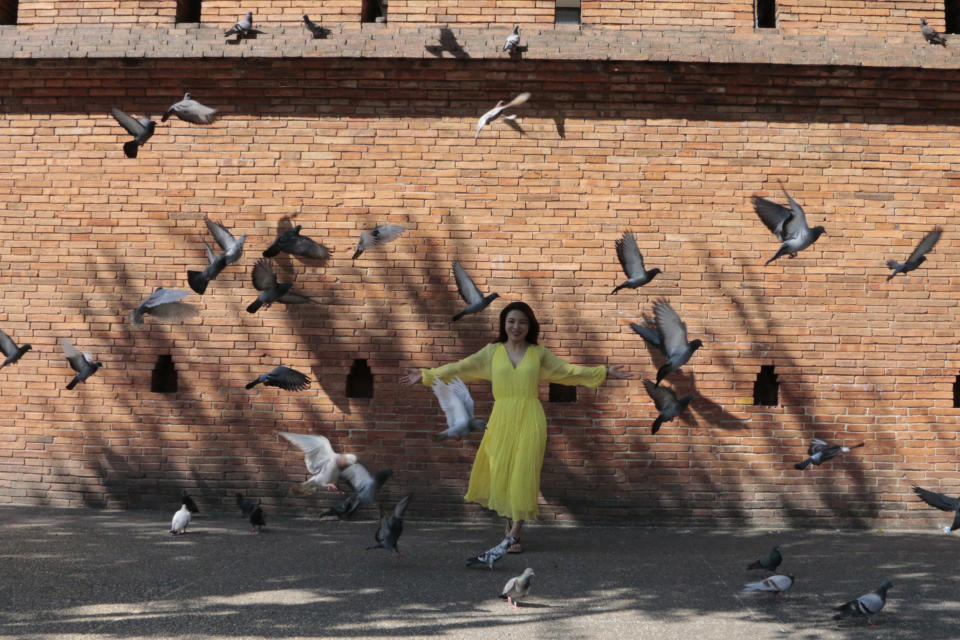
{"left": 507, "top": 539, "right": 523, "bottom": 554}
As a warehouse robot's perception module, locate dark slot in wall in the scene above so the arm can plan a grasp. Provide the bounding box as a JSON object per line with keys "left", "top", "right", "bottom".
{"left": 753, "top": 365, "right": 778, "bottom": 406}
{"left": 549, "top": 383, "right": 577, "bottom": 403}
{"left": 151, "top": 355, "right": 178, "bottom": 393}
{"left": 0, "top": 1, "right": 18, "bottom": 25}
{"left": 175, "top": 0, "right": 202, "bottom": 24}
{"left": 947, "top": 0, "right": 960, "bottom": 33}
{"left": 756, "top": 0, "right": 776, "bottom": 28}
{"left": 347, "top": 359, "right": 374, "bottom": 398}
{"left": 362, "top": 0, "right": 385, "bottom": 23}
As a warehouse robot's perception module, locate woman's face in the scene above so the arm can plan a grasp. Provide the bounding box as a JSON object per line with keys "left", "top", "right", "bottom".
{"left": 504, "top": 310, "right": 531, "bottom": 342}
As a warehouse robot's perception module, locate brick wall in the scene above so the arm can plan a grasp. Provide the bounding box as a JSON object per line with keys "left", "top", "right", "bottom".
{"left": 581, "top": 0, "right": 755, "bottom": 30}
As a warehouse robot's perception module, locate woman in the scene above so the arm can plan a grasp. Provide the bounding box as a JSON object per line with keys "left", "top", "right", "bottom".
{"left": 401, "top": 301, "right": 630, "bottom": 554}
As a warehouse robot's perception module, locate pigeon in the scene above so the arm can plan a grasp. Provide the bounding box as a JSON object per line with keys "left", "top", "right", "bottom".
{"left": 643, "top": 379, "right": 693, "bottom": 435}
{"left": 303, "top": 14, "right": 328, "bottom": 38}
{"left": 612, "top": 231, "right": 661, "bottom": 293}
{"left": 794, "top": 438, "right": 865, "bottom": 470}
{"left": 833, "top": 580, "right": 893, "bottom": 625}
{"left": 452, "top": 261, "right": 499, "bottom": 321}
{"left": 476, "top": 93, "right": 530, "bottom": 138}
{"left": 187, "top": 217, "right": 245, "bottom": 294}
{"left": 752, "top": 183, "right": 826, "bottom": 264}
{"left": 187, "top": 242, "right": 228, "bottom": 295}
{"left": 321, "top": 465, "right": 393, "bottom": 519}
{"left": 161, "top": 93, "right": 218, "bottom": 125}
{"left": 886, "top": 227, "right": 942, "bottom": 280}
{"left": 467, "top": 536, "right": 515, "bottom": 570}
{"left": 110, "top": 108, "right": 155, "bottom": 159}
{"left": 263, "top": 225, "right": 331, "bottom": 260}
{"left": 912, "top": 485, "right": 960, "bottom": 533}
{"left": 236, "top": 493, "right": 256, "bottom": 517}
{"left": 61, "top": 338, "right": 103, "bottom": 390}
{"left": 0, "top": 329, "right": 31, "bottom": 370}
{"left": 503, "top": 25, "right": 520, "bottom": 52}
{"left": 431, "top": 377, "right": 487, "bottom": 441}
{"left": 743, "top": 574, "right": 794, "bottom": 593}
{"left": 352, "top": 224, "right": 405, "bottom": 260}
{"left": 224, "top": 11, "right": 253, "bottom": 38}
{"left": 630, "top": 301, "right": 703, "bottom": 385}
{"left": 367, "top": 494, "right": 413, "bottom": 554}
{"left": 500, "top": 568, "right": 534, "bottom": 608}
{"left": 249, "top": 504, "right": 266, "bottom": 533}
{"left": 921, "top": 18, "right": 947, "bottom": 46}
{"left": 181, "top": 492, "right": 199, "bottom": 514}
{"left": 131, "top": 288, "right": 198, "bottom": 326}
{"left": 245, "top": 365, "right": 311, "bottom": 391}
{"left": 746, "top": 545, "right": 782, "bottom": 573}
{"left": 170, "top": 498, "right": 192, "bottom": 535}
{"left": 247, "top": 258, "right": 314, "bottom": 313}
{"left": 278, "top": 431, "right": 359, "bottom": 496}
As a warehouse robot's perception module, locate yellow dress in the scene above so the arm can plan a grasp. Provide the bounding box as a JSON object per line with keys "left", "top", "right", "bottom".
{"left": 422, "top": 342, "right": 606, "bottom": 522}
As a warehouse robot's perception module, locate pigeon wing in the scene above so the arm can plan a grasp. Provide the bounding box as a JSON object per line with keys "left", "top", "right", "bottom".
{"left": 616, "top": 231, "right": 645, "bottom": 278}
{"left": 751, "top": 196, "right": 791, "bottom": 240}
{"left": 205, "top": 217, "right": 237, "bottom": 252}
{"left": 449, "top": 377, "right": 475, "bottom": 418}
{"left": 288, "top": 234, "right": 331, "bottom": 259}
{"left": 654, "top": 302, "right": 689, "bottom": 356}
{"left": 143, "top": 288, "right": 192, "bottom": 308}
{"left": 807, "top": 438, "right": 829, "bottom": 455}
{"left": 111, "top": 107, "right": 147, "bottom": 136}
{"left": 433, "top": 378, "right": 470, "bottom": 431}
{"left": 643, "top": 379, "right": 676, "bottom": 412}
{"left": 268, "top": 366, "right": 310, "bottom": 391}
{"left": 278, "top": 291, "right": 315, "bottom": 305}
{"left": 175, "top": 98, "right": 217, "bottom": 125}
{"left": 453, "top": 261, "right": 484, "bottom": 305}
{"left": 0, "top": 329, "right": 18, "bottom": 358}
{"left": 906, "top": 228, "right": 942, "bottom": 264}
{"left": 145, "top": 301, "right": 200, "bottom": 322}
{"left": 279, "top": 432, "right": 336, "bottom": 475}
{"left": 371, "top": 224, "right": 405, "bottom": 247}
{"left": 252, "top": 258, "right": 278, "bottom": 292}
{"left": 339, "top": 462, "right": 374, "bottom": 493}
{"left": 912, "top": 486, "right": 960, "bottom": 512}
{"left": 503, "top": 92, "right": 531, "bottom": 110}
{"left": 60, "top": 338, "right": 85, "bottom": 372}
{"left": 629, "top": 322, "right": 663, "bottom": 351}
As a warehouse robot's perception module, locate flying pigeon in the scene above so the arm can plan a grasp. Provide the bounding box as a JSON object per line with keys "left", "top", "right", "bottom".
{"left": 187, "top": 217, "right": 245, "bottom": 294}
{"left": 170, "top": 498, "right": 192, "bottom": 535}
{"left": 181, "top": 492, "right": 199, "bottom": 514}
{"left": 110, "top": 108, "right": 155, "bottom": 159}
{"left": 236, "top": 493, "right": 256, "bottom": 517}
{"left": 0, "top": 329, "right": 31, "bottom": 370}
{"left": 367, "top": 494, "right": 413, "bottom": 554}
{"left": 187, "top": 243, "right": 227, "bottom": 295}
{"left": 162, "top": 93, "right": 218, "bottom": 125}
{"left": 245, "top": 365, "right": 311, "bottom": 391}
{"left": 247, "top": 258, "right": 314, "bottom": 313}
{"left": 431, "top": 377, "right": 487, "bottom": 441}
{"left": 612, "top": 231, "right": 661, "bottom": 293}
{"left": 61, "top": 338, "right": 103, "bottom": 390}
{"left": 476, "top": 93, "right": 530, "bottom": 139}
{"left": 503, "top": 25, "right": 520, "bottom": 52}
{"left": 467, "top": 536, "right": 514, "bottom": 570}
{"left": 912, "top": 485, "right": 960, "bottom": 533}
{"left": 630, "top": 301, "right": 703, "bottom": 385}
{"left": 746, "top": 545, "right": 782, "bottom": 573}
{"left": 131, "top": 288, "right": 198, "bottom": 326}
{"left": 833, "top": 580, "right": 893, "bottom": 626}
{"left": 225, "top": 11, "right": 253, "bottom": 38}
{"left": 743, "top": 574, "right": 794, "bottom": 593}
{"left": 263, "top": 225, "right": 331, "bottom": 260}
{"left": 321, "top": 465, "right": 393, "bottom": 519}
{"left": 278, "top": 431, "right": 359, "bottom": 496}
{"left": 352, "top": 224, "right": 405, "bottom": 259}
{"left": 752, "top": 183, "right": 826, "bottom": 264}
{"left": 643, "top": 379, "right": 692, "bottom": 435}
{"left": 501, "top": 568, "right": 534, "bottom": 608}
{"left": 921, "top": 18, "right": 947, "bottom": 46}
{"left": 886, "top": 227, "right": 942, "bottom": 280}
{"left": 452, "top": 261, "right": 499, "bottom": 321}
{"left": 794, "top": 439, "right": 865, "bottom": 470}
{"left": 249, "top": 504, "right": 266, "bottom": 533}
{"left": 303, "top": 14, "right": 328, "bottom": 38}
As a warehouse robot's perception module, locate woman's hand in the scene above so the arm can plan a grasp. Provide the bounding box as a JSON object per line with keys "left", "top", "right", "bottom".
{"left": 607, "top": 364, "right": 633, "bottom": 380}
{"left": 399, "top": 368, "right": 422, "bottom": 386}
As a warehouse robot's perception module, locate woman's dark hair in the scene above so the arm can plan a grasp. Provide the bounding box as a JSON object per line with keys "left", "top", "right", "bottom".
{"left": 497, "top": 301, "right": 539, "bottom": 344}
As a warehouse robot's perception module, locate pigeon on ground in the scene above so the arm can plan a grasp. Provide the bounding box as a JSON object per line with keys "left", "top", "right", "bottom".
{"left": 467, "top": 536, "right": 515, "bottom": 570}
{"left": 746, "top": 545, "right": 782, "bottom": 573}
{"left": 263, "top": 225, "right": 331, "bottom": 260}
{"left": 278, "top": 431, "right": 359, "bottom": 496}
{"left": 752, "top": 183, "right": 826, "bottom": 264}
{"left": 245, "top": 366, "right": 311, "bottom": 391}
{"left": 833, "top": 580, "right": 893, "bottom": 625}
{"left": 187, "top": 217, "right": 245, "bottom": 294}
{"left": 181, "top": 492, "right": 199, "bottom": 514}
{"left": 352, "top": 224, "right": 405, "bottom": 259}
{"left": 912, "top": 485, "right": 960, "bottom": 533}
{"left": 643, "top": 379, "right": 693, "bottom": 435}
{"left": 303, "top": 14, "right": 328, "bottom": 38}
{"left": 612, "top": 231, "right": 661, "bottom": 293}
{"left": 322, "top": 465, "right": 393, "bottom": 519}
{"left": 630, "top": 301, "right": 703, "bottom": 385}
{"left": 247, "top": 258, "right": 314, "bottom": 313}
{"left": 162, "top": 93, "right": 218, "bottom": 125}
{"left": 503, "top": 25, "right": 520, "bottom": 52}
{"left": 886, "top": 227, "right": 942, "bottom": 280}
{"left": 170, "top": 499, "right": 192, "bottom": 535}
{"left": 225, "top": 11, "right": 253, "bottom": 38}
{"left": 452, "top": 261, "right": 499, "bottom": 321}
{"left": 431, "top": 377, "right": 487, "bottom": 441}
{"left": 921, "top": 18, "right": 947, "bottom": 46}
{"left": 110, "top": 108, "right": 155, "bottom": 159}
{"left": 367, "top": 494, "right": 413, "bottom": 554}
{"left": 61, "top": 338, "right": 103, "bottom": 390}
{"left": 249, "top": 504, "right": 266, "bottom": 533}
{"left": 0, "top": 329, "right": 31, "bottom": 369}
{"left": 131, "top": 288, "right": 198, "bottom": 326}
{"left": 476, "top": 93, "right": 530, "bottom": 138}
{"left": 743, "top": 574, "right": 794, "bottom": 593}
{"left": 236, "top": 493, "right": 256, "bottom": 517}
{"left": 794, "top": 439, "right": 865, "bottom": 470}
{"left": 500, "top": 568, "right": 534, "bottom": 608}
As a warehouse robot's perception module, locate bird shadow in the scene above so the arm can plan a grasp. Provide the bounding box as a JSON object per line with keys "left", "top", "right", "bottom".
{"left": 504, "top": 119, "right": 527, "bottom": 136}
{"left": 507, "top": 45, "right": 529, "bottom": 61}
{"left": 425, "top": 27, "right": 471, "bottom": 59}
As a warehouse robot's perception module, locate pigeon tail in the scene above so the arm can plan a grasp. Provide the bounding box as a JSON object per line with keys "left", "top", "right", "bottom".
{"left": 651, "top": 415, "right": 665, "bottom": 435}
{"left": 187, "top": 271, "right": 209, "bottom": 295}
{"left": 123, "top": 140, "right": 139, "bottom": 158}
{"left": 654, "top": 362, "right": 674, "bottom": 386}
{"left": 794, "top": 458, "right": 813, "bottom": 470}
{"left": 246, "top": 300, "right": 264, "bottom": 314}
{"left": 0, "top": 345, "right": 31, "bottom": 369}
{"left": 262, "top": 245, "right": 281, "bottom": 257}
{"left": 245, "top": 379, "right": 262, "bottom": 390}
{"left": 131, "top": 308, "right": 146, "bottom": 325}
{"left": 66, "top": 377, "right": 80, "bottom": 391}
{"left": 765, "top": 245, "right": 792, "bottom": 265}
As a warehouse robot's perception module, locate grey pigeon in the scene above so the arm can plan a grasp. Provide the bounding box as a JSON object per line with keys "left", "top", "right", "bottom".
{"left": 162, "top": 93, "right": 218, "bottom": 125}
{"left": 187, "top": 242, "right": 227, "bottom": 295}
{"left": 225, "top": 11, "right": 253, "bottom": 38}
{"left": 61, "top": 338, "right": 102, "bottom": 390}
{"left": 912, "top": 485, "right": 960, "bottom": 533}
{"left": 131, "top": 288, "right": 198, "bottom": 326}
{"left": 236, "top": 493, "right": 256, "bottom": 517}
{"left": 887, "top": 227, "right": 941, "bottom": 280}
{"left": 501, "top": 568, "right": 534, "bottom": 608}
{"left": 643, "top": 379, "right": 692, "bottom": 435}
{"left": 612, "top": 231, "right": 661, "bottom": 293}
{"left": 833, "top": 580, "right": 892, "bottom": 625}
{"left": 452, "top": 261, "right": 499, "bottom": 321}
{"left": 187, "top": 217, "right": 245, "bottom": 294}
{"left": 367, "top": 494, "right": 413, "bottom": 554}
{"left": 249, "top": 504, "right": 265, "bottom": 533}
{"left": 110, "top": 108, "right": 155, "bottom": 159}
{"left": 278, "top": 431, "right": 359, "bottom": 496}
{"left": 476, "top": 93, "right": 530, "bottom": 138}
{"left": 263, "top": 225, "right": 331, "bottom": 260}
{"left": 245, "top": 365, "right": 311, "bottom": 391}
{"left": 321, "top": 465, "right": 393, "bottom": 519}
{"left": 752, "top": 183, "right": 826, "bottom": 264}
{"left": 303, "top": 14, "right": 328, "bottom": 38}
{"left": 431, "top": 377, "right": 487, "bottom": 441}
{"left": 746, "top": 545, "right": 782, "bottom": 573}
{"left": 794, "top": 438, "right": 864, "bottom": 470}
{"left": 743, "top": 574, "right": 794, "bottom": 593}
{"left": 630, "top": 300, "right": 702, "bottom": 385}
{"left": 0, "top": 329, "right": 31, "bottom": 369}
{"left": 352, "top": 224, "right": 405, "bottom": 259}
{"left": 922, "top": 18, "right": 947, "bottom": 46}
{"left": 247, "top": 258, "right": 314, "bottom": 313}
{"left": 181, "top": 492, "right": 199, "bottom": 514}
{"left": 503, "top": 25, "right": 520, "bottom": 52}
{"left": 467, "top": 536, "right": 514, "bottom": 570}
{"left": 170, "top": 503, "right": 191, "bottom": 535}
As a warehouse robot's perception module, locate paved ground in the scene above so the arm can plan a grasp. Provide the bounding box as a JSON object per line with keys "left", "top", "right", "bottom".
{"left": 0, "top": 505, "right": 956, "bottom": 639}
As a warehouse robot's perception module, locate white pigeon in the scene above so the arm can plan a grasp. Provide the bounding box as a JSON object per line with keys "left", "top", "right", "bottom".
{"left": 352, "top": 224, "right": 405, "bottom": 259}
{"left": 501, "top": 568, "right": 534, "bottom": 608}
{"left": 278, "top": 432, "right": 358, "bottom": 496}
{"left": 161, "top": 93, "right": 218, "bottom": 125}
{"left": 170, "top": 504, "right": 191, "bottom": 535}
{"left": 743, "top": 574, "right": 794, "bottom": 593}
{"left": 431, "top": 377, "right": 486, "bottom": 441}
{"left": 475, "top": 93, "right": 530, "bottom": 138}
{"left": 503, "top": 25, "right": 520, "bottom": 52}
{"left": 467, "top": 536, "right": 514, "bottom": 569}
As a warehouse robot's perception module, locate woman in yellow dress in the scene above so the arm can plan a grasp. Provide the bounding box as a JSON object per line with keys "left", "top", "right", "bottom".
{"left": 401, "top": 302, "right": 631, "bottom": 554}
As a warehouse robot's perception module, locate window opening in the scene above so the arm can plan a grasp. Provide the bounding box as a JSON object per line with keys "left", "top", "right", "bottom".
{"left": 347, "top": 359, "right": 374, "bottom": 398}
{"left": 753, "top": 365, "right": 778, "bottom": 406}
